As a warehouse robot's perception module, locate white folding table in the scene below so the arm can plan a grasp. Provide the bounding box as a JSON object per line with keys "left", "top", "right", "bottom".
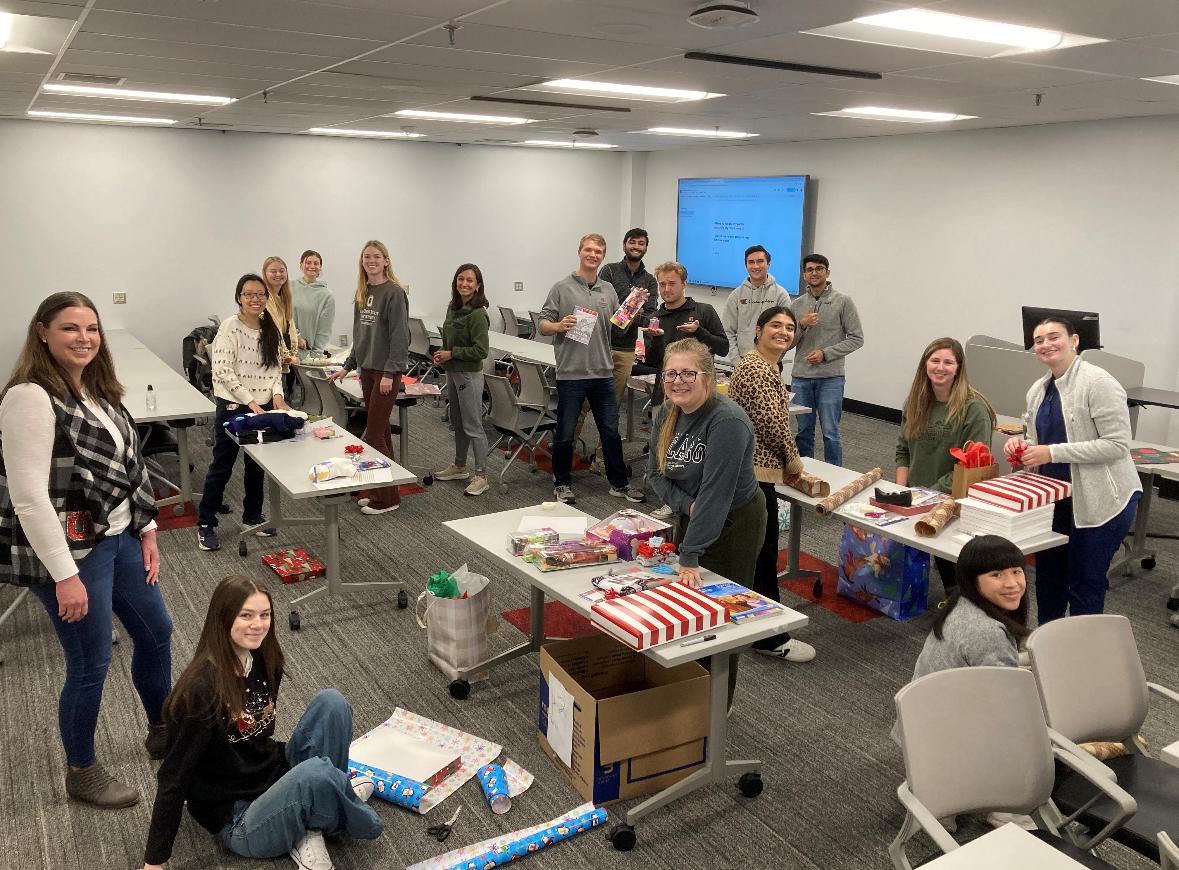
{"left": 443, "top": 503, "right": 807, "bottom": 849}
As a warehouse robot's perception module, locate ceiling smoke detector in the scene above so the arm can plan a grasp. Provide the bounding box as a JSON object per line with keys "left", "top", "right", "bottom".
{"left": 688, "top": 2, "right": 759, "bottom": 30}
{"left": 572, "top": 129, "right": 598, "bottom": 138}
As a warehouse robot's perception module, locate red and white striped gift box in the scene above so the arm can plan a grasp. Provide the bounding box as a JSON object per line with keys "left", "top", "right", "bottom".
{"left": 968, "top": 471, "right": 1072, "bottom": 513}
{"left": 589, "top": 582, "right": 730, "bottom": 651}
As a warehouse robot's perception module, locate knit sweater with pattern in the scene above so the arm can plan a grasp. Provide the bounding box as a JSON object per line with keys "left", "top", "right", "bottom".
{"left": 210, "top": 316, "right": 284, "bottom": 405}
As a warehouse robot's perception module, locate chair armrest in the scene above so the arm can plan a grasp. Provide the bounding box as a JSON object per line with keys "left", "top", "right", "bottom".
{"left": 895, "top": 783, "right": 959, "bottom": 855}
{"left": 1048, "top": 729, "right": 1117, "bottom": 781}
{"left": 1051, "top": 743, "right": 1137, "bottom": 851}
{"left": 1148, "top": 682, "right": 1179, "bottom": 707}
{"left": 1159, "top": 832, "right": 1179, "bottom": 870}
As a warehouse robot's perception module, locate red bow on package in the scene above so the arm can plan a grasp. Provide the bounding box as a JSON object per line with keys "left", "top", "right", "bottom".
{"left": 949, "top": 441, "right": 994, "bottom": 468}
{"left": 344, "top": 444, "right": 364, "bottom": 457}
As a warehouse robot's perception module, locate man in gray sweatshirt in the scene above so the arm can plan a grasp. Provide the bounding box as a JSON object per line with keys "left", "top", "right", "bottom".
{"left": 720, "top": 245, "right": 794, "bottom": 362}
{"left": 788, "top": 253, "right": 864, "bottom": 467}
{"left": 539, "top": 234, "right": 644, "bottom": 505}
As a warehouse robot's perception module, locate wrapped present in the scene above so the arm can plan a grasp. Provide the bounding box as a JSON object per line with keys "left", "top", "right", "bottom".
{"left": 586, "top": 509, "right": 671, "bottom": 561}
{"left": 609, "top": 287, "right": 648, "bottom": 329}
{"left": 261, "top": 548, "right": 325, "bottom": 584}
{"left": 508, "top": 528, "right": 560, "bottom": 556}
{"left": 836, "top": 525, "right": 928, "bottom": 621}
{"left": 968, "top": 471, "right": 1071, "bottom": 513}
{"left": 534, "top": 541, "right": 618, "bottom": 572}
{"left": 589, "top": 581, "right": 729, "bottom": 650}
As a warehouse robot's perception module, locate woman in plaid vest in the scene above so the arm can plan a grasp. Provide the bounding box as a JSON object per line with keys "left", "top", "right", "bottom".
{"left": 0, "top": 292, "right": 173, "bottom": 808}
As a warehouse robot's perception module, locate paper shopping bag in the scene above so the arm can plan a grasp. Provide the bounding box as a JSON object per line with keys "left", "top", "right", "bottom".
{"left": 951, "top": 462, "right": 999, "bottom": 500}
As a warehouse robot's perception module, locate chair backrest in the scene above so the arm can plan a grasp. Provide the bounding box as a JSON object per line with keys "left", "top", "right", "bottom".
{"left": 408, "top": 317, "right": 431, "bottom": 357}
{"left": 895, "top": 667, "right": 1056, "bottom": 819}
{"left": 294, "top": 367, "right": 323, "bottom": 416}
{"left": 966, "top": 333, "right": 1024, "bottom": 352}
{"left": 485, "top": 374, "right": 523, "bottom": 434}
{"left": 514, "top": 359, "right": 554, "bottom": 411}
{"left": 307, "top": 371, "right": 350, "bottom": 424}
{"left": 498, "top": 306, "right": 519, "bottom": 337}
{"left": 529, "top": 311, "right": 554, "bottom": 345}
{"left": 1026, "top": 614, "right": 1150, "bottom": 744}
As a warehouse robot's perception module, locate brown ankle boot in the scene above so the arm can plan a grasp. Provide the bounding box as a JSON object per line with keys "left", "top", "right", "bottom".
{"left": 144, "top": 723, "right": 168, "bottom": 760}
{"left": 65, "top": 763, "right": 140, "bottom": 808}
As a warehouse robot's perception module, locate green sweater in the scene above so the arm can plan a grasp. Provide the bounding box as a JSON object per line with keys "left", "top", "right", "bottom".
{"left": 440, "top": 304, "right": 490, "bottom": 373}
{"left": 895, "top": 397, "right": 992, "bottom": 493}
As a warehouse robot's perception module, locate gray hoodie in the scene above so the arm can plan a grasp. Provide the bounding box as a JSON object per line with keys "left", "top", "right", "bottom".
{"left": 788, "top": 283, "right": 864, "bottom": 379}
{"left": 291, "top": 277, "right": 335, "bottom": 354}
{"left": 720, "top": 274, "right": 793, "bottom": 361}
{"left": 539, "top": 273, "right": 619, "bottom": 381}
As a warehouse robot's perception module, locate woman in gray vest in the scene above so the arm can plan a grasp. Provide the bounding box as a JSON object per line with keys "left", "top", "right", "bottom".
{"left": 0, "top": 292, "right": 173, "bottom": 808}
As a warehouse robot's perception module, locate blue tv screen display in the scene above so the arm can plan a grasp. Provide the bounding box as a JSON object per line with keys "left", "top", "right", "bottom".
{"left": 675, "top": 175, "right": 809, "bottom": 290}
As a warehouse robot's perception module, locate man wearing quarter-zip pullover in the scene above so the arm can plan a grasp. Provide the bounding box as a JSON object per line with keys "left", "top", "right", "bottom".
{"left": 539, "top": 234, "right": 644, "bottom": 506}
{"left": 720, "top": 245, "right": 793, "bottom": 362}
{"left": 788, "top": 253, "right": 864, "bottom": 467}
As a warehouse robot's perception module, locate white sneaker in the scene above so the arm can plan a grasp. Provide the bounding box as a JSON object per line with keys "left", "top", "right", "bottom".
{"left": 360, "top": 503, "right": 400, "bottom": 515}
{"left": 351, "top": 776, "right": 374, "bottom": 803}
{"left": 553, "top": 485, "right": 576, "bottom": 504}
{"left": 356, "top": 497, "right": 370, "bottom": 508}
{"left": 464, "top": 475, "right": 490, "bottom": 496}
{"left": 754, "top": 638, "right": 816, "bottom": 663}
{"left": 289, "top": 830, "right": 333, "bottom": 870}
{"left": 434, "top": 464, "right": 470, "bottom": 481}
{"left": 651, "top": 504, "right": 675, "bottom": 521}
{"left": 986, "top": 811, "right": 1036, "bottom": 831}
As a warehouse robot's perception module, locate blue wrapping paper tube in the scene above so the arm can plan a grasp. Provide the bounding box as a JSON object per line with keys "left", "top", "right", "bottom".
{"left": 346, "top": 760, "right": 427, "bottom": 811}
{"left": 445, "top": 807, "right": 608, "bottom": 869}
{"left": 477, "top": 763, "right": 511, "bottom": 814}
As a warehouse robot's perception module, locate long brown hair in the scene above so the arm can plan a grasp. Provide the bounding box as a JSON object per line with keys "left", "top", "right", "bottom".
{"left": 261, "top": 255, "right": 296, "bottom": 346}
{"left": 4, "top": 291, "right": 124, "bottom": 405}
{"left": 354, "top": 240, "right": 403, "bottom": 308}
{"left": 163, "top": 575, "right": 285, "bottom": 724}
{"left": 902, "top": 337, "right": 995, "bottom": 441}
{"left": 450, "top": 263, "right": 489, "bottom": 311}
{"left": 655, "top": 338, "right": 717, "bottom": 473}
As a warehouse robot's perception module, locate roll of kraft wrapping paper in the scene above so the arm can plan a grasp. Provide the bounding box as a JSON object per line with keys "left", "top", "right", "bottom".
{"left": 915, "top": 498, "right": 960, "bottom": 538}
{"left": 445, "top": 807, "right": 608, "bottom": 870}
{"left": 815, "top": 467, "right": 882, "bottom": 515}
{"left": 784, "top": 472, "right": 830, "bottom": 498}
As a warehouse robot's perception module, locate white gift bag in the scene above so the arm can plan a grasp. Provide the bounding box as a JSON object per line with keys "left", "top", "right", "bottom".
{"left": 414, "top": 564, "right": 497, "bottom": 682}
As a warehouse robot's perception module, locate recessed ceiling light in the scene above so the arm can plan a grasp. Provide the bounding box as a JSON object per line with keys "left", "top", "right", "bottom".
{"left": 815, "top": 106, "right": 977, "bottom": 123}
{"left": 853, "top": 9, "right": 1063, "bottom": 50}
{"left": 0, "top": 13, "right": 12, "bottom": 50}
{"left": 644, "top": 127, "right": 756, "bottom": 139}
{"left": 391, "top": 109, "right": 531, "bottom": 125}
{"left": 42, "top": 83, "right": 235, "bottom": 105}
{"left": 28, "top": 110, "right": 176, "bottom": 125}
{"left": 1141, "top": 74, "right": 1179, "bottom": 86}
{"left": 534, "top": 79, "right": 723, "bottom": 103}
{"left": 307, "top": 127, "right": 425, "bottom": 139}
{"left": 522, "top": 140, "right": 617, "bottom": 149}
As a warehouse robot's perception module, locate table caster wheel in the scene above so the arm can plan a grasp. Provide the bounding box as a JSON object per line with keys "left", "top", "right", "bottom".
{"left": 608, "top": 823, "right": 636, "bottom": 851}
{"left": 397, "top": 590, "right": 409, "bottom": 609}
{"left": 812, "top": 579, "right": 823, "bottom": 598}
{"left": 422, "top": 474, "right": 434, "bottom": 487}
{"left": 499, "top": 484, "right": 509, "bottom": 495}
{"left": 289, "top": 611, "right": 301, "bottom": 631}
{"left": 448, "top": 679, "right": 470, "bottom": 700}
{"left": 737, "top": 772, "right": 763, "bottom": 798}
{"left": 239, "top": 540, "right": 248, "bottom": 557}
{"left": 1167, "top": 596, "right": 1179, "bottom": 612}
{"left": 1141, "top": 557, "right": 1156, "bottom": 570}
{"left": 172, "top": 505, "right": 184, "bottom": 517}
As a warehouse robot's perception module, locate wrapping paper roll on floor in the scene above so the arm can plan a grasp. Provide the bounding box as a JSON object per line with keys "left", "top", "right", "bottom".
{"left": 815, "top": 467, "right": 882, "bottom": 515}
{"left": 784, "top": 472, "right": 830, "bottom": 498}
{"left": 915, "top": 499, "right": 960, "bottom": 538}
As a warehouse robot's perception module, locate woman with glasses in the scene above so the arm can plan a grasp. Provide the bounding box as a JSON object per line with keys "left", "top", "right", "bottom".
{"left": 647, "top": 337, "right": 764, "bottom": 710}
{"left": 196, "top": 275, "right": 290, "bottom": 552}
{"left": 728, "top": 306, "right": 815, "bottom": 664}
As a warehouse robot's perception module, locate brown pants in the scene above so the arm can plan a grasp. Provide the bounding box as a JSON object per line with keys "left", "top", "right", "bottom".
{"left": 358, "top": 369, "right": 402, "bottom": 509}
{"left": 573, "top": 349, "right": 634, "bottom": 451}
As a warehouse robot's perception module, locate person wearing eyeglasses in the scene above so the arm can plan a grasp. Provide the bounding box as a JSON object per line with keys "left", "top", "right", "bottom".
{"left": 195, "top": 275, "right": 289, "bottom": 553}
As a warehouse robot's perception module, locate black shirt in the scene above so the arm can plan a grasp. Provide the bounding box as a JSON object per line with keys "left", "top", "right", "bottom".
{"left": 646, "top": 297, "right": 729, "bottom": 373}
{"left": 598, "top": 259, "right": 658, "bottom": 351}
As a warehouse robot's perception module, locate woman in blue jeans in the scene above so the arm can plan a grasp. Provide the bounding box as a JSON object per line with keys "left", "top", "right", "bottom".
{"left": 0, "top": 291, "right": 173, "bottom": 808}
{"left": 142, "top": 575, "right": 381, "bottom": 870}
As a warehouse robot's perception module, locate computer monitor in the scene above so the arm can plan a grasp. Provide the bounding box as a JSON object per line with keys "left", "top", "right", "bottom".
{"left": 1021, "top": 306, "right": 1101, "bottom": 352}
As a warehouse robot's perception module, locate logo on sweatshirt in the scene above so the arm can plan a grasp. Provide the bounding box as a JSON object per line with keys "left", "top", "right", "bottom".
{"left": 664, "top": 432, "right": 706, "bottom": 471}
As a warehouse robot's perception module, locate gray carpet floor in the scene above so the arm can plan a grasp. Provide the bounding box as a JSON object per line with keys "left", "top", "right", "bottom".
{"left": 1, "top": 400, "right": 1175, "bottom": 870}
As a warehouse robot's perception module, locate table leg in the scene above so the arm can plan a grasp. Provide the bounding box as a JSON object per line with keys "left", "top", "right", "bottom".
{"left": 398, "top": 403, "right": 410, "bottom": 466}
{"left": 456, "top": 585, "right": 561, "bottom": 683}
{"left": 626, "top": 387, "right": 635, "bottom": 443}
{"left": 1111, "top": 470, "right": 1157, "bottom": 575}
{"left": 778, "top": 499, "right": 822, "bottom": 593}
{"left": 175, "top": 426, "right": 193, "bottom": 515}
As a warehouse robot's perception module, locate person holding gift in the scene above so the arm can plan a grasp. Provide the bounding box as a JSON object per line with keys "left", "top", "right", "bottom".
{"left": 896, "top": 337, "right": 995, "bottom": 595}
{"left": 728, "top": 306, "right": 816, "bottom": 664}
{"left": 1003, "top": 317, "right": 1140, "bottom": 622}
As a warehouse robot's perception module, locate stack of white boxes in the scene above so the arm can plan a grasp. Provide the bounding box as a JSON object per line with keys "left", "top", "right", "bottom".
{"left": 958, "top": 471, "right": 1072, "bottom": 545}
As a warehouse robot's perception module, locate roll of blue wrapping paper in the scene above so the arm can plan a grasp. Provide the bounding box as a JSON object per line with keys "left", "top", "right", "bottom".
{"left": 445, "top": 807, "right": 608, "bottom": 869}
{"left": 346, "top": 761, "right": 427, "bottom": 811}
{"left": 477, "top": 763, "right": 511, "bottom": 814}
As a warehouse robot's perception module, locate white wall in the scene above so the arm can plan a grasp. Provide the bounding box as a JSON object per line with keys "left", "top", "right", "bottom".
{"left": 0, "top": 119, "right": 625, "bottom": 375}
{"left": 643, "top": 116, "right": 1179, "bottom": 444}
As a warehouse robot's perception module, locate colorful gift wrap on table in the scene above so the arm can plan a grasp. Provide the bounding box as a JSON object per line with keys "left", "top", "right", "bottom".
{"left": 260, "top": 548, "right": 325, "bottom": 584}
{"left": 967, "top": 470, "right": 1071, "bottom": 512}
{"left": 836, "top": 525, "right": 929, "bottom": 621}
{"left": 586, "top": 509, "right": 671, "bottom": 561}
{"left": 534, "top": 540, "right": 618, "bottom": 571}
{"left": 589, "top": 581, "right": 729, "bottom": 650}
{"left": 507, "top": 528, "right": 560, "bottom": 556}
{"left": 443, "top": 806, "right": 609, "bottom": 870}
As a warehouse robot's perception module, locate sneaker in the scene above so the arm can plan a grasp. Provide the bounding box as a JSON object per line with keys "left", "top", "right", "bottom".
{"left": 350, "top": 776, "right": 374, "bottom": 803}
{"left": 553, "top": 485, "right": 576, "bottom": 504}
{"left": 464, "top": 475, "right": 490, "bottom": 497}
{"left": 651, "top": 503, "right": 675, "bottom": 521}
{"left": 609, "top": 484, "right": 647, "bottom": 503}
{"left": 754, "top": 638, "right": 816, "bottom": 663}
{"left": 244, "top": 515, "right": 277, "bottom": 537}
{"left": 434, "top": 463, "right": 471, "bottom": 481}
{"left": 356, "top": 497, "right": 370, "bottom": 508}
{"left": 65, "top": 763, "right": 140, "bottom": 809}
{"left": 360, "top": 503, "right": 400, "bottom": 515}
{"left": 289, "top": 830, "right": 333, "bottom": 870}
{"left": 144, "top": 723, "right": 168, "bottom": 760}
{"left": 986, "top": 811, "right": 1037, "bottom": 831}
{"left": 196, "top": 525, "right": 220, "bottom": 551}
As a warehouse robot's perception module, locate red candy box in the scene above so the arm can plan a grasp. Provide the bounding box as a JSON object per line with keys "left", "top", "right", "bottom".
{"left": 262, "top": 548, "right": 326, "bottom": 584}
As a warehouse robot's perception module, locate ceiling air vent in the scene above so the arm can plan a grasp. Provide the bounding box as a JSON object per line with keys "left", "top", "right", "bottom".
{"left": 57, "top": 72, "right": 126, "bottom": 86}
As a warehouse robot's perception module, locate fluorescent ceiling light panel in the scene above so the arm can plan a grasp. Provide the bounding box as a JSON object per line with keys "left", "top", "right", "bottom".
{"left": 645, "top": 127, "right": 756, "bottom": 139}
{"left": 815, "top": 106, "right": 976, "bottom": 123}
{"left": 0, "top": 13, "right": 11, "bottom": 50}
{"left": 307, "top": 128, "right": 424, "bottom": 139}
{"left": 1141, "top": 74, "right": 1179, "bottom": 86}
{"left": 534, "top": 79, "right": 723, "bottom": 102}
{"left": 28, "top": 110, "right": 176, "bottom": 124}
{"left": 522, "top": 140, "right": 616, "bottom": 149}
{"left": 42, "top": 82, "right": 234, "bottom": 105}
{"left": 392, "top": 109, "right": 530, "bottom": 125}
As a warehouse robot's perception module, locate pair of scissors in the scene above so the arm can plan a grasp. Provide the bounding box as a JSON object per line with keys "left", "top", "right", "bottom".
{"left": 427, "top": 806, "right": 462, "bottom": 842}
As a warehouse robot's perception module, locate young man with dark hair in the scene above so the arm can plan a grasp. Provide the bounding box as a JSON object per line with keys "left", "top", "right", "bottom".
{"left": 789, "top": 253, "right": 864, "bottom": 466}
{"left": 721, "top": 244, "right": 793, "bottom": 362}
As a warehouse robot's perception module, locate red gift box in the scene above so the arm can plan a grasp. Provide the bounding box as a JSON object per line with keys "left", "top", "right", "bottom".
{"left": 262, "top": 548, "right": 326, "bottom": 584}
{"left": 968, "top": 471, "right": 1072, "bottom": 513}
{"left": 590, "top": 582, "right": 729, "bottom": 651}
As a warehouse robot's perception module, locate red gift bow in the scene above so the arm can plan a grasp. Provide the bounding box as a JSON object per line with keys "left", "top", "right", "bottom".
{"left": 949, "top": 441, "right": 994, "bottom": 469}
{"left": 344, "top": 444, "right": 364, "bottom": 456}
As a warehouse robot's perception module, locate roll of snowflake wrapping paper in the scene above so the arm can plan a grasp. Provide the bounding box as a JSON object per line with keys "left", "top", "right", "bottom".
{"left": 915, "top": 498, "right": 960, "bottom": 538}
{"left": 444, "top": 807, "right": 608, "bottom": 870}
{"left": 815, "top": 467, "right": 882, "bottom": 515}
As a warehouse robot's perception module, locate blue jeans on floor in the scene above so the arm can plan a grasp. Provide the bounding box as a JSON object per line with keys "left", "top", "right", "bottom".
{"left": 1035, "top": 493, "right": 1140, "bottom": 623}
{"left": 792, "top": 376, "right": 845, "bottom": 466}
{"left": 30, "top": 531, "right": 173, "bottom": 768}
{"left": 552, "top": 377, "right": 628, "bottom": 488}
{"left": 197, "top": 398, "right": 271, "bottom": 528}
{"left": 218, "top": 689, "right": 383, "bottom": 858}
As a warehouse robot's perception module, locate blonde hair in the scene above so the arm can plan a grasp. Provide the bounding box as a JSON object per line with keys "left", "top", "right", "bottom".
{"left": 654, "top": 261, "right": 687, "bottom": 283}
{"left": 578, "top": 233, "right": 607, "bottom": 252}
{"left": 902, "top": 337, "right": 995, "bottom": 441}
{"left": 354, "top": 240, "right": 402, "bottom": 308}
{"left": 655, "top": 338, "right": 717, "bottom": 473}
{"left": 261, "top": 255, "right": 296, "bottom": 346}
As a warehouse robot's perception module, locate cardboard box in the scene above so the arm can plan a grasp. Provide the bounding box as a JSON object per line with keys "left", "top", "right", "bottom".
{"left": 537, "top": 633, "right": 709, "bottom": 805}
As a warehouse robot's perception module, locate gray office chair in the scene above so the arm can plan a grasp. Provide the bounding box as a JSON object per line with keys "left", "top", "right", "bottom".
{"left": 498, "top": 305, "right": 520, "bottom": 338}
{"left": 514, "top": 358, "right": 557, "bottom": 417}
{"left": 305, "top": 370, "right": 353, "bottom": 427}
{"left": 890, "top": 666, "right": 1133, "bottom": 870}
{"left": 407, "top": 317, "right": 440, "bottom": 382}
{"left": 1027, "top": 614, "right": 1179, "bottom": 866}
{"left": 294, "top": 366, "right": 323, "bottom": 416}
{"left": 485, "top": 374, "right": 555, "bottom": 493}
